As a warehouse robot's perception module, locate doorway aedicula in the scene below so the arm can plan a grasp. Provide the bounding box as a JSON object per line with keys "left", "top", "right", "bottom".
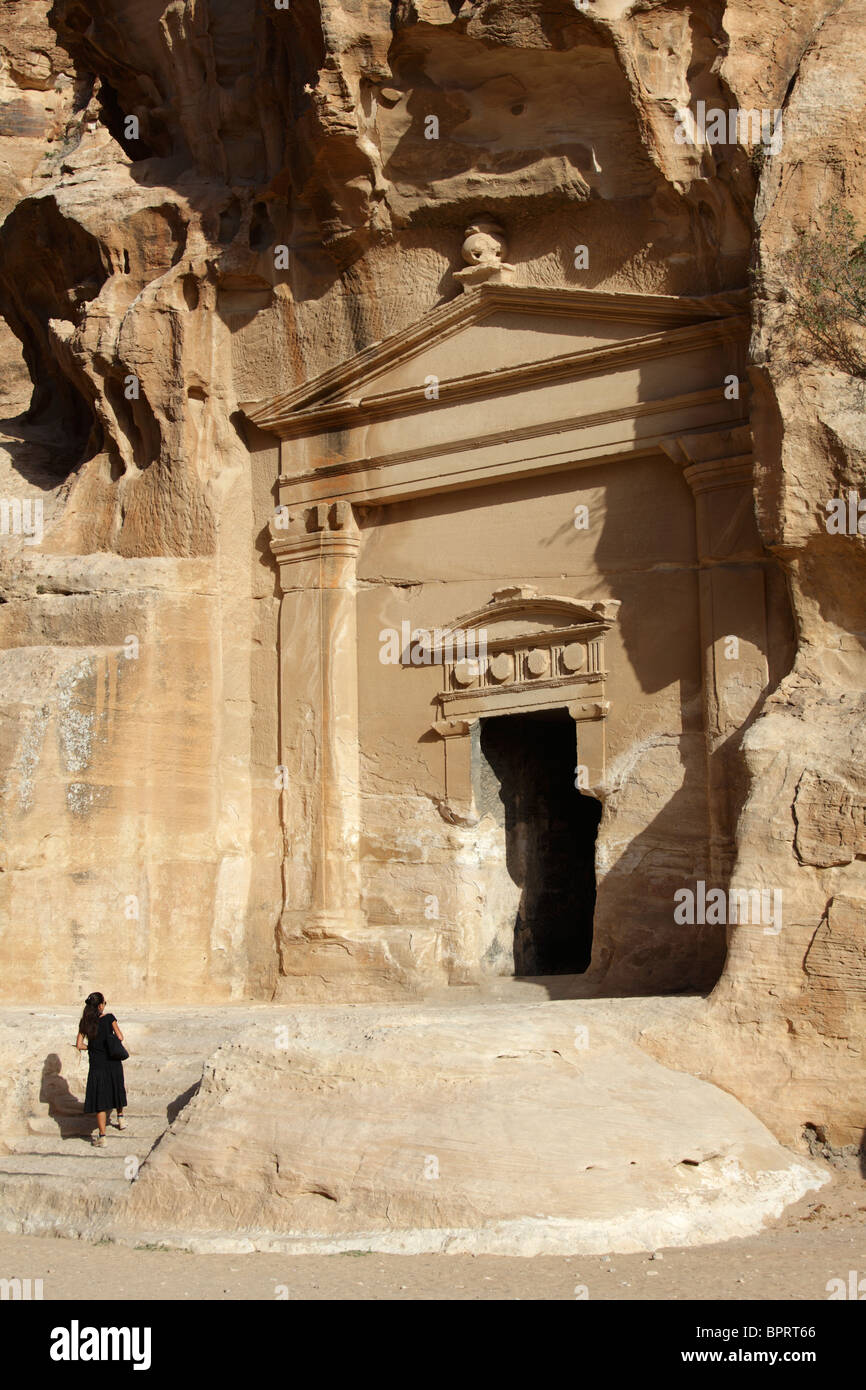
{"left": 479, "top": 709, "right": 602, "bottom": 976}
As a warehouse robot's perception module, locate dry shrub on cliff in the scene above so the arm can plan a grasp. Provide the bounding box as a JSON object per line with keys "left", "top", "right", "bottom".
{"left": 783, "top": 202, "right": 866, "bottom": 378}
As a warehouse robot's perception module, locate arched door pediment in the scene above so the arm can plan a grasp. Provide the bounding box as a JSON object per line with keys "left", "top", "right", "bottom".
{"left": 424, "top": 586, "right": 619, "bottom": 723}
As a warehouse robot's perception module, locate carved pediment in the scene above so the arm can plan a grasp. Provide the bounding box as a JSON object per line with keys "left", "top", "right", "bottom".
{"left": 447, "top": 585, "right": 620, "bottom": 636}
{"left": 425, "top": 587, "right": 619, "bottom": 719}
{"left": 247, "top": 280, "right": 750, "bottom": 516}
{"left": 244, "top": 284, "right": 749, "bottom": 440}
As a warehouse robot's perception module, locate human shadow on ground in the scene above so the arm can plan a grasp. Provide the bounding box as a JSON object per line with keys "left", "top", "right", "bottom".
{"left": 38, "top": 1053, "right": 90, "bottom": 1140}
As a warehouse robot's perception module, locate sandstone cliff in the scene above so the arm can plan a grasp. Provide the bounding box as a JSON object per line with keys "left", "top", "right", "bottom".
{"left": 0, "top": 0, "right": 863, "bottom": 1150}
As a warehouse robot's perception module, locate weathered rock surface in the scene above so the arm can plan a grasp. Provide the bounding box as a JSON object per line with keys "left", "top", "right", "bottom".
{"left": 0, "top": 1006, "right": 231, "bottom": 1236}
{"left": 0, "top": 0, "right": 863, "bottom": 1162}
{"left": 0, "top": 1002, "right": 827, "bottom": 1255}
{"left": 641, "top": 0, "right": 866, "bottom": 1150}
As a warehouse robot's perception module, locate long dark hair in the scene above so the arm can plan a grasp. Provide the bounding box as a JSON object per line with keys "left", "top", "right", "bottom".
{"left": 79, "top": 991, "right": 105, "bottom": 1041}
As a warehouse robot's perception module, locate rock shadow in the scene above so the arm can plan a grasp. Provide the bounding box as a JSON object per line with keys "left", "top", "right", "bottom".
{"left": 167, "top": 1080, "right": 201, "bottom": 1126}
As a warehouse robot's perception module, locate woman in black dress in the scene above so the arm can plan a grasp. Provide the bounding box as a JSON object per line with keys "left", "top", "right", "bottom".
{"left": 75, "top": 991, "right": 128, "bottom": 1150}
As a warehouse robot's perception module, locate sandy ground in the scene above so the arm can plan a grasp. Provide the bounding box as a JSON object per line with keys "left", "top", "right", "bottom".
{"left": 1, "top": 1167, "right": 863, "bottom": 1301}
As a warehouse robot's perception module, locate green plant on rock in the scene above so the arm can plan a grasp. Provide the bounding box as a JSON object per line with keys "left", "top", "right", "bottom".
{"left": 782, "top": 200, "right": 866, "bottom": 378}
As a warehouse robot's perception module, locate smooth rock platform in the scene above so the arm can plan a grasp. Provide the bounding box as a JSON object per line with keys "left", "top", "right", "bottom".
{"left": 0, "top": 998, "right": 828, "bottom": 1256}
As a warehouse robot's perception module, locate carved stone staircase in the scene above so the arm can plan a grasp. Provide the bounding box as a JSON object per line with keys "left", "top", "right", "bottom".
{"left": 0, "top": 1009, "right": 235, "bottom": 1238}
{"left": 0, "top": 1000, "right": 830, "bottom": 1255}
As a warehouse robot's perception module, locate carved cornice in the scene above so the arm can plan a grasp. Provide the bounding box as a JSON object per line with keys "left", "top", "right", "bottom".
{"left": 261, "top": 316, "right": 748, "bottom": 443}
{"left": 277, "top": 389, "right": 751, "bottom": 495}
{"left": 445, "top": 591, "right": 621, "bottom": 634}
{"left": 243, "top": 284, "right": 749, "bottom": 432}
{"left": 440, "top": 670, "right": 606, "bottom": 708}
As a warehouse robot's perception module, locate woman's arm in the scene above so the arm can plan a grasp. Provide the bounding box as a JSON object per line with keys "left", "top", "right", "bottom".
{"left": 112, "top": 1020, "right": 124, "bottom": 1042}
{"left": 75, "top": 1032, "right": 87, "bottom": 1051}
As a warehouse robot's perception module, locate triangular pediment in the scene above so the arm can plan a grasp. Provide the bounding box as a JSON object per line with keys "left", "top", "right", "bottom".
{"left": 244, "top": 284, "right": 748, "bottom": 437}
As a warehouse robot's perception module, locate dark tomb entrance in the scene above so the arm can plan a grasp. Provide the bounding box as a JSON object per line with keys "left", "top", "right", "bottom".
{"left": 479, "top": 708, "right": 602, "bottom": 975}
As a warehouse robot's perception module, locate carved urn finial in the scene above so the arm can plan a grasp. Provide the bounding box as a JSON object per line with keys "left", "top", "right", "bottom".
{"left": 454, "top": 218, "right": 516, "bottom": 291}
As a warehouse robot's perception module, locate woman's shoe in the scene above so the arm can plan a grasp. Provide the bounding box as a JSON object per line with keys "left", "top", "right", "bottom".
{"left": 115, "top": 1117, "right": 127, "bottom": 1131}
{"left": 92, "top": 1134, "right": 106, "bottom": 1149}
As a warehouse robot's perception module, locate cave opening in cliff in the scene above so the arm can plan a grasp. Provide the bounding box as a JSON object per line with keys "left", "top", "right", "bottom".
{"left": 479, "top": 709, "right": 601, "bottom": 976}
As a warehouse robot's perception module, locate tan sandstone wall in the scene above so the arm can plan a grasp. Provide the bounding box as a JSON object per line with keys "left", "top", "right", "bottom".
{"left": 643, "top": 0, "right": 866, "bottom": 1148}
{"left": 356, "top": 454, "right": 716, "bottom": 992}
{"left": 0, "top": 0, "right": 862, "bottom": 1149}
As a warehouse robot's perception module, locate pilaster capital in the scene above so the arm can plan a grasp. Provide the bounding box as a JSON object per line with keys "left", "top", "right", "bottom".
{"left": 661, "top": 427, "right": 754, "bottom": 495}
{"left": 269, "top": 499, "right": 361, "bottom": 572}
{"left": 682, "top": 455, "right": 754, "bottom": 495}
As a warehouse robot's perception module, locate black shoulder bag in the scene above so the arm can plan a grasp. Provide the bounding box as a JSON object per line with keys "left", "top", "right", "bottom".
{"left": 105, "top": 1023, "right": 129, "bottom": 1062}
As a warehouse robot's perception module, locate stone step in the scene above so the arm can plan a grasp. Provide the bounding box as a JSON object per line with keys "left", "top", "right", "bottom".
{"left": 118, "top": 1059, "right": 221, "bottom": 1073}
{"left": 39, "top": 1102, "right": 175, "bottom": 1119}
{"left": 42, "top": 1069, "right": 201, "bottom": 1090}
{"left": 41, "top": 1081, "right": 200, "bottom": 1107}
{"left": 45, "top": 1057, "right": 218, "bottom": 1081}
{"left": 0, "top": 1152, "right": 131, "bottom": 1179}
{"left": 27, "top": 1109, "right": 175, "bottom": 1136}
{"left": 123, "top": 1046, "right": 232, "bottom": 1062}
{"left": 0, "top": 1169, "right": 129, "bottom": 1205}
{"left": 0, "top": 1012, "right": 240, "bottom": 1239}
{"left": 47, "top": 1057, "right": 205, "bottom": 1075}
{"left": 6, "top": 1132, "right": 162, "bottom": 1158}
